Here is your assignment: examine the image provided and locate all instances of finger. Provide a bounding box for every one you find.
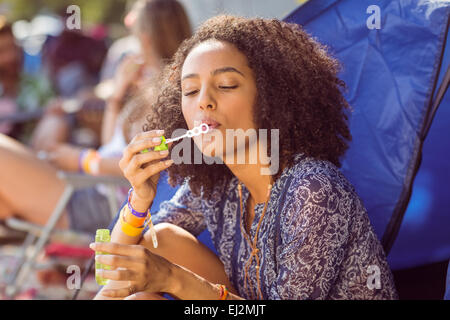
[130,130,165,145]
[101,284,139,298]
[123,151,170,182]
[96,269,138,282]
[122,131,165,164]
[121,139,165,171]
[129,149,170,170]
[131,137,165,155]
[95,254,143,270]
[133,158,174,186]
[90,242,147,258]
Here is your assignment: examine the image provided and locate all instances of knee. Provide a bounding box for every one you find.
[139,222,197,256]
[155,223,195,246]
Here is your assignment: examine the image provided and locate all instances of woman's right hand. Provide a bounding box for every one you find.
[119,130,174,212]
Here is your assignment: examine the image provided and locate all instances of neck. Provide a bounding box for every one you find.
[224,142,273,204]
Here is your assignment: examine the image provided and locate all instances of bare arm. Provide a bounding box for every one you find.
[46,143,121,176]
[93,191,154,300]
[97,156,122,176]
[169,264,245,300]
[93,240,246,300]
[101,99,122,145]
[94,130,172,300]
[102,55,144,145]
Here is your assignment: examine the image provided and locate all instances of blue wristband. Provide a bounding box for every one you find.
[127,188,148,218]
[78,149,88,173]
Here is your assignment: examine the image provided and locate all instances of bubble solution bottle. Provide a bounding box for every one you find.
[95,229,111,285]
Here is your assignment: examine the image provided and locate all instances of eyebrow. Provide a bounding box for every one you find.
[181,66,245,81]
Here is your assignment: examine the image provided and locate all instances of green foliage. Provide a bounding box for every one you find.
[2,0,130,25]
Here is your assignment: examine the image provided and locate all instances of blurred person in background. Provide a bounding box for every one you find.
[31,0,192,152]
[0,0,191,235]
[0,16,53,141]
[29,28,108,150]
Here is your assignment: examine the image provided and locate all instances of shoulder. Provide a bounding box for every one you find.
[279,154,360,241]
[283,153,357,202]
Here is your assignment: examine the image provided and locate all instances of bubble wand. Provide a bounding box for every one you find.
[139,123,210,248]
[142,123,210,152]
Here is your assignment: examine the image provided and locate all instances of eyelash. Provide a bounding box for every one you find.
[183,85,238,96]
[220,85,238,89]
[183,90,198,96]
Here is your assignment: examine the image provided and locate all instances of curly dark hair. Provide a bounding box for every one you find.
[143,15,352,198]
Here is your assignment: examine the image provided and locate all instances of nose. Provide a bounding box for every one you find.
[198,88,216,111]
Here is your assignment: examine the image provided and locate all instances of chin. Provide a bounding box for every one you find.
[201,141,218,159]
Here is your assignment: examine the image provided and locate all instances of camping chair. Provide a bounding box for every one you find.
[3,170,130,298]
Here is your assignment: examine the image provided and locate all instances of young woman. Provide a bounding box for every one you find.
[91,15,399,300]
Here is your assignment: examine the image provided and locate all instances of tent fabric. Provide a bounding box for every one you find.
[285,0,450,269]
[445,260,450,300]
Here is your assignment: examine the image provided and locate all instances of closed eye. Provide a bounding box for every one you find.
[183,85,238,96]
[219,85,238,90]
[183,90,199,96]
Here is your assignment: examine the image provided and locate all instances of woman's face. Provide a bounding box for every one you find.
[181,40,258,161]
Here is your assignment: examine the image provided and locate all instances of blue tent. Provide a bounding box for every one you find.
[285,0,450,270]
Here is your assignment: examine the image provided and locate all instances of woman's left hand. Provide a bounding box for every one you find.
[90,242,175,298]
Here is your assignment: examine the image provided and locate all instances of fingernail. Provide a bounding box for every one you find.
[160,150,168,155]
[165,159,174,165]
[89,243,95,249]
[157,130,164,135]
[152,137,161,143]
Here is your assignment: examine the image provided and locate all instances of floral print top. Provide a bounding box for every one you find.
[152,153,399,300]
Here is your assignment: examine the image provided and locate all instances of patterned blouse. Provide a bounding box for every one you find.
[152,153,399,300]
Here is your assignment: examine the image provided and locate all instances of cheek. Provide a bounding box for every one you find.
[222,93,255,128]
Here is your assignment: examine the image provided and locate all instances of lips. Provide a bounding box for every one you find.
[199,117,221,130]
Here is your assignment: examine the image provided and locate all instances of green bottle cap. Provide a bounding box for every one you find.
[96,229,110,237]
[140,136,168,154]
[95,229,111,242]
[153,136,168,151]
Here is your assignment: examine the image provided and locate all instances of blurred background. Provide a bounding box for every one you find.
[0,0,304,144]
